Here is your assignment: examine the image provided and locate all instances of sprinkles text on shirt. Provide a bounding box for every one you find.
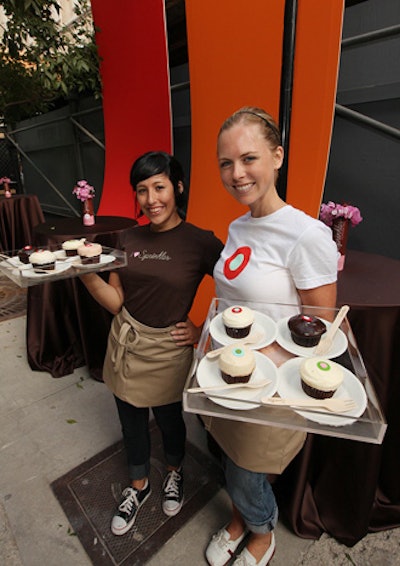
[131,250,171,261]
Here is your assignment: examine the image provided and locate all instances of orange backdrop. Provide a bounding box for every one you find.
[185,0,344,323]
[90,0,344,324]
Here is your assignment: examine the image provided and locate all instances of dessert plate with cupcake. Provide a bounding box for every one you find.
[21,250,72,278]
[276,313,348,359]
[276,357,367,426]
[195,344,279,410]
[210,305,277,350]
[52,238,87,260]
[72,242,115,269]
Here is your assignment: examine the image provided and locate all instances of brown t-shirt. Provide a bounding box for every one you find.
[116,221,223,327]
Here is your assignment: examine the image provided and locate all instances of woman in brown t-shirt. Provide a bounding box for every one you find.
[81,151,223,536]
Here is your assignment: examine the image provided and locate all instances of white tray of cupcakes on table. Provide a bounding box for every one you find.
[183,298,387,444]
[0,239,127,287]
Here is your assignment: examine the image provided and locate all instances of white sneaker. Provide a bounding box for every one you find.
[232,531,275,566]
[205,526,248,566]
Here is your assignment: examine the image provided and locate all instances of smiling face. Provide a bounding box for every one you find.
[217,122,284,217]
[135,173,182,231]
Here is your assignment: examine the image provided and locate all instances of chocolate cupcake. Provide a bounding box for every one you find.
[77,242,102,264]
[218,344,256,384]
[222,305,254,339]
[62,238,86,257]
[300,357,344,399]
[18,245,36,264]
[29,249,56,272]
[288,314,326,347]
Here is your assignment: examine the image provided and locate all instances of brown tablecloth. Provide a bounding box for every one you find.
[26,216,137,380]
[275,250,400,546]
[0,194,45,252]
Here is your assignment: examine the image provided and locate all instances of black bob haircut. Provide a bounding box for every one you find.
[130,151,187,215]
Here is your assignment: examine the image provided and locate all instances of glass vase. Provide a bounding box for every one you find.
[4,182,12,198]
[332,218,349,271]
[82,198,95,226]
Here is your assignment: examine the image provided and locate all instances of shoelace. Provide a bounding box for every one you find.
[119,488,139,513]
[212,529,232,550]
[164,471,181,498]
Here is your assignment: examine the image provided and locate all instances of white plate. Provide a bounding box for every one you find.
[5,256,32,270]
[275,316,348,359]
[72,254,115,270]
[196,351,278,410]
[209,311,277,349]
[277,357,367,426]
[21,262,71,278]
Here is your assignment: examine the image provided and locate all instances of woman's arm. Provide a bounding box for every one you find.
[80,271,124,315]
[298,282,337,322]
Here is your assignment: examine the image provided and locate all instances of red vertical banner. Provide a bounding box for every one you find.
[90,0,172,217]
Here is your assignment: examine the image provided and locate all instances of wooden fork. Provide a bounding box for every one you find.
[261,396,356,413]
[187,379,271,393]
[206,333,264,359]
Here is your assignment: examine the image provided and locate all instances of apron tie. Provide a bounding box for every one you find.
[111,320,140,373]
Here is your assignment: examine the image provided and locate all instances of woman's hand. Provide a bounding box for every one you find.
[171,318,202,346]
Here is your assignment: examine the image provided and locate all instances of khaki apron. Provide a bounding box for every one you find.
[103,307,193,407]
[203,416,307,474]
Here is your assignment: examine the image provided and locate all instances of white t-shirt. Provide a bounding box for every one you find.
[214,205,338,319]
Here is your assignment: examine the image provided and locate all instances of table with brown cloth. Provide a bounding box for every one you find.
[275,250,400,546]
[0,194,45,252]
[27,216,137,381]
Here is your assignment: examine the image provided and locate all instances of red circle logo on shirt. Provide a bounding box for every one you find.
[223,246,252,280]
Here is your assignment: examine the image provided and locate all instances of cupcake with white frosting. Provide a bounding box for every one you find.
[29,249,56,271]
[300,357,344,399]
[218,344,256,384]
[62,238,86,257]
[77,242,102,264]
[222,305,254,339]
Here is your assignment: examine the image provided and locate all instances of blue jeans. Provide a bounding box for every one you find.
[224,455,278,534]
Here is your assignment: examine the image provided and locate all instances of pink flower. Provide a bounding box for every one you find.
[319,201,362,227]
[72,180,95,201]
[0,177,11,185]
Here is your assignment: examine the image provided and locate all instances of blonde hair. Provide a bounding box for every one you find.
[218,106,281,150]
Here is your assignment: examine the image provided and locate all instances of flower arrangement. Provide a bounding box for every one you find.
[319,201,363,227]
[0,177,11,185]
[72,179,95,201]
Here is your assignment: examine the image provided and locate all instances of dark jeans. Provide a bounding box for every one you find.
[114,396,186,480]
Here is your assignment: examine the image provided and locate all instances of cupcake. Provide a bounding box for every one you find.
[29,249,56,272]
[288,314,326,347]
[62,238,86,257]
[18,245,36,264]
[77,242,102,264]
[218,344,256,384]
[222,305,255,339]
[300,357,344,399]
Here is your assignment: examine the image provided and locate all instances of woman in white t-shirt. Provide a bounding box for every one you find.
[205,107,338,566]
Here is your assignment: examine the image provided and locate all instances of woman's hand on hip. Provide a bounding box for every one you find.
[171,318,201,346]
